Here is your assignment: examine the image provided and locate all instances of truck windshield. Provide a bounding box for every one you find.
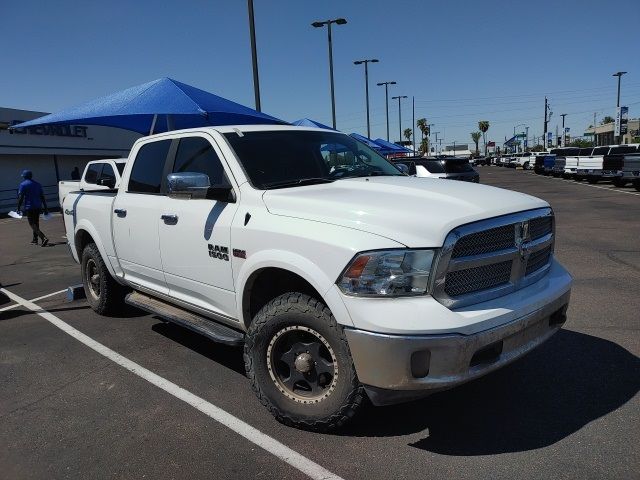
[224,130,403,189]
[420,160,445,173]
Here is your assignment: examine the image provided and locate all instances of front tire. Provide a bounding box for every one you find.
[244,293,365,431]
[613,178,627,188]
[81,242,125,315]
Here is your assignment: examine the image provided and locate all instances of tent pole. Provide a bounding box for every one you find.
[149,114,157,135]
[166,114,174,132]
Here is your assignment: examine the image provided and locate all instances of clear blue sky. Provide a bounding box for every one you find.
[2,0,639,146]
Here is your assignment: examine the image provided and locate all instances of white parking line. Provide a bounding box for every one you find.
[520,171,640,196]
[0,289,67,312]
[0,287,344,480]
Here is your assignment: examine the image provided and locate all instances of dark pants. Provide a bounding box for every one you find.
[26,209,46,243]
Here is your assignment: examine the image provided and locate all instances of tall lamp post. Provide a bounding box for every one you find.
[354,59,379,138]
[560,114,567,146]
[433,131,440,155]
[376,81,396,140]
[312,18,348,129]
[391,95,407,144]
[247,0,261,111]
[613,71,627,144]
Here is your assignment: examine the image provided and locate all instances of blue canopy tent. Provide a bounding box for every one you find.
[291,118,335,130]
[349,133,382,151]
[11,77,285,134]
[373,138,412,155]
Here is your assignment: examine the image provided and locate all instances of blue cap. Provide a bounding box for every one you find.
[21,169,32,179]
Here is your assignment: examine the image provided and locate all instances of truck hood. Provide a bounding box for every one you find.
[262,176,548,247]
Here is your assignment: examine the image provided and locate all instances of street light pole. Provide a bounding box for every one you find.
[376,81,396,141]
[247,0,261,111]
[613,71,627,144]
[391,95,407,143]
[354,59,379,138]
[434,131,440,155]
[560,114,567,146]
[312,18,348,129]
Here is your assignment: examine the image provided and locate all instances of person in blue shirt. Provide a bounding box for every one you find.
[17,170,49,246]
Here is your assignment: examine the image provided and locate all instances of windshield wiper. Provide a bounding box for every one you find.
[263,177,335,189]
[338,171,398,179]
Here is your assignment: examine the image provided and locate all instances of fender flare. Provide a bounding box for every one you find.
[74,220,117,278]
[235,249,353,329]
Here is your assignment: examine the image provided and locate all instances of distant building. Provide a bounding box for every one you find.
[0,107,140,213]
[585,118,640,146]
[440,144,472,158]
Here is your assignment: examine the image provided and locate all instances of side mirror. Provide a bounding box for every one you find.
[167,172,235,202]
[395,163,409,175]
[98,177,116,189]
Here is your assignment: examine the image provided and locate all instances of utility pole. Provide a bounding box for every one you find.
[593,112,597,146]
[560,113,567,146]
[247,0,261,111]
[543,97,548,150]
[434,131,440,155]
[412,96,415,154]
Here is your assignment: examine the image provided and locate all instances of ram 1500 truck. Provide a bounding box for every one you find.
[58,158,126,206]
[62,125,572,431]
[601,144,640,187]
[576,145,612,183]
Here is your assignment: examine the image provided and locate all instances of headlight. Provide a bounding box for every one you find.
[337,249,435,297]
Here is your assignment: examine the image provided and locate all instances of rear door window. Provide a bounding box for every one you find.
[100,164,116,185]
[84,164,102,184]
[128,140,172,194]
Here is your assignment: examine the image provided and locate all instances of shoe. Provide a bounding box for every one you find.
[41,238,49,247]
[31,239,38,245]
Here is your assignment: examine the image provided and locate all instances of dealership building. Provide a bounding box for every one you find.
[0,107,140,213]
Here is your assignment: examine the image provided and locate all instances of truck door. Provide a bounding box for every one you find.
[158,134,239,319]
[112,139,172,294]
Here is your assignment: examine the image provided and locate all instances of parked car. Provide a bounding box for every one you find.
[393,157,480,182]
[576,146,612,183]
[551,148,581,177]
[62,125,572,431]
[602,145,640,186]
[562,147,594,179]
[620,150,640,190]
[58,158,126,206]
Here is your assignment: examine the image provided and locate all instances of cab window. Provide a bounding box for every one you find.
[173,137,227,185]
[84,164,101,184]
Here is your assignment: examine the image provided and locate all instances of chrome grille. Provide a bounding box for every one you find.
[451,224,515,258]
[529,216,552,240]
[445,260,512,297]
[525,246,552,276]
[432,208,555,309]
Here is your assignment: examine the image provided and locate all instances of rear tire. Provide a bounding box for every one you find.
[587,177,599,184]
[634,180,640,192]
[244,292,365,431]
[81,242,126,315]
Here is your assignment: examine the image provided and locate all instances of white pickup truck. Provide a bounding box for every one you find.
[58,158,126,206]
[62,125,572,431]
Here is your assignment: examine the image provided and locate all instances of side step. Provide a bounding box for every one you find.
[125,291,244,346]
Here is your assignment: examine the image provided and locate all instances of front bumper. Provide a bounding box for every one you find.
[344,285,571,405]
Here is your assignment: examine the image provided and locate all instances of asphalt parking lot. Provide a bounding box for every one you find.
[1,167,638,480]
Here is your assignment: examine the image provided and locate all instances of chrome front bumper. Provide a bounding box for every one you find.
[345,290,570,405]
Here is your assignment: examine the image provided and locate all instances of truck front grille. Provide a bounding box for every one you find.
[432,208,555,309]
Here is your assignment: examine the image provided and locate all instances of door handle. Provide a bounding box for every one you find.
[114,208,127,217]
[161,214,178,225]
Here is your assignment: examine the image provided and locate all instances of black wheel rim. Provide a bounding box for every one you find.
[267,326,338,404]
[85,258,100,300]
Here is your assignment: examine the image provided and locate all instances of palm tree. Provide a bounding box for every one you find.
[478,120,490,156]
[416,118,427,140]
[471,131,482,156]
[404,128,412,143]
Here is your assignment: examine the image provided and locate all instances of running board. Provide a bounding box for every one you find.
[125,291,244,346]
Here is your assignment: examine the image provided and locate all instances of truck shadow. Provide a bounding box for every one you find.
[339,330,640,455]
[151,321,246,375]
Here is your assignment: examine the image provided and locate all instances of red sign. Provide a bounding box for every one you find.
[487,141,495,147]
